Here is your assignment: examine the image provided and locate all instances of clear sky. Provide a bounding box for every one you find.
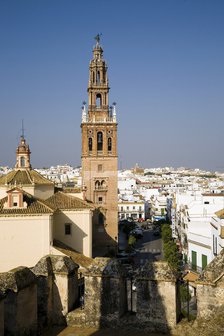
[0,0,224,171]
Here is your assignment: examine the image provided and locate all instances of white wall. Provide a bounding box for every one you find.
[0,184,54,201]
[53,210,92,258]
[0,215,52,272]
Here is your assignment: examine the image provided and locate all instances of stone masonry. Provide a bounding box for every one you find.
[136,261,180,333]
[196,248,224,319]
[0,266,37,335]
[0,255,79,335]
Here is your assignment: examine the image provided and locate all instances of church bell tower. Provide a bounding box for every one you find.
[81,35,118,254]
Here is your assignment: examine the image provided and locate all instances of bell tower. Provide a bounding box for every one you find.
[15,123,31,170]
[81,35,118,254]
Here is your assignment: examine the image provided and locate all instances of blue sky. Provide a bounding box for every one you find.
[0,0,224,171]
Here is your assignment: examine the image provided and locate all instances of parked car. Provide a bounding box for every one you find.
[153,229,160,236]
[130,228,143,238]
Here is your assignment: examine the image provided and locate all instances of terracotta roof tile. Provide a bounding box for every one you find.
[215,209,224,219]
[46,191,92,211]
[0,190,54,216]
[0,169,54,186]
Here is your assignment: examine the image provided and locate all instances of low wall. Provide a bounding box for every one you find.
[0,255,79,335]
[196,249,224,319]
[197,276,224,318]
[83,258,127,327]
[0,267,37,335]
[136,261,180,332]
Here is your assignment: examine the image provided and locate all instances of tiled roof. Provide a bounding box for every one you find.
[215,209,224,219]
[0,190,54,216]
[62,188,82,193]
[183,271,199,282]
[46,191,92,211]
[53,240,93,268]
[0,169,53,186]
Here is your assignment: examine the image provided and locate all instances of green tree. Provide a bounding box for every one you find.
[128,234,136,246]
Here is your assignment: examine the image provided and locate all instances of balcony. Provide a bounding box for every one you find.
[95,186,108,191]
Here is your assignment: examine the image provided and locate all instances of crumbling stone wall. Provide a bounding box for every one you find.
[197,279,224,318]
[0,255,79,335]
[32,255,79,327]
[84,258,127,327]
[136,261,180,332]
[0,267,37,335]
[196,249,224,319]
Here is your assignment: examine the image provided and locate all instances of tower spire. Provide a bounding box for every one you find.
[15,123,31,170]
[21,119,25,138]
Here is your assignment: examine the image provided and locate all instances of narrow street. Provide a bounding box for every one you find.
[118,223,163,268]
[134,226,163,266]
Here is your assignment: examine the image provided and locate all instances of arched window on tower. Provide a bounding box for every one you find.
[95,180,100,190]
[20,156,25,167]
[101,180,106,189]
[97,132,103,151]
[96,93,102,107]
[97,71,100,84]
[88,138,92,151]
[108,137,112,151]
[93,71,95,83]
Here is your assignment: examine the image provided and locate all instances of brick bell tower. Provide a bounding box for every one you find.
[81,35,118,254]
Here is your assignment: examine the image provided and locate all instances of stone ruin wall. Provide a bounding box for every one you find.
[84,258,127,327]
[196,275,224,319]
[196,249,224,319]
[67,258,181,333]
[135,261,180,333]
[0,255,79,336]
[3,253,223,335]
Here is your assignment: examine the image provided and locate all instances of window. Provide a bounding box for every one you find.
[202,254,207,270]
[191,251,197,271]
[204,201,209,204]
[121,206,123,211]
[101,180,106,189]
[98,197,103,204]
[97,71,100,84]
[213,234,217,255]
[65,223,71,235]
[97,132,103,151]
[96,93,102,107]
[139,206,142,211]
[127,206,129,210]
[133,206,135,210]
[20,156,25,167]
[108,137,112,151]
[95,180,100,189]
[88,138,92,151]
[98,164,103,172]
[12,195,19,207]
